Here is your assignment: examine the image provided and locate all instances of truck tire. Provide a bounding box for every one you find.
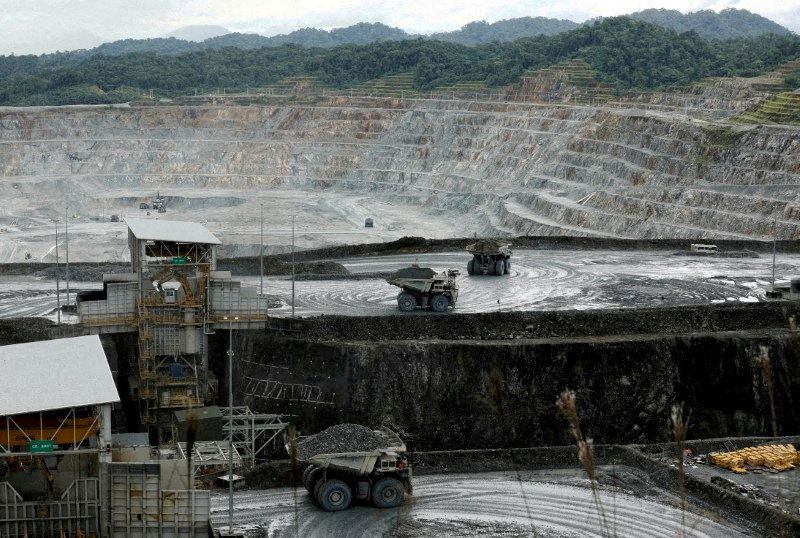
[430,294,449,313]
[504,260,511,274]
[317,479,352,512]
[304,466,323,493]
[371,477,405,508]
[397,293,416,312]
[302,465,314,486]
[494,260,505,275]
[467,259,475,275]
[312,477,327,503]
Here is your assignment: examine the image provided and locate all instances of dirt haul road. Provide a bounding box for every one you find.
[253,249,797,317]
[210,469,752,537]
[1,248,797,320]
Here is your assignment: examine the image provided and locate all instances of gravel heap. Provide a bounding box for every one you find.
[297,424,387,460]
[35,264,129,282]
[391,266,437,280]
[466,239,511,253]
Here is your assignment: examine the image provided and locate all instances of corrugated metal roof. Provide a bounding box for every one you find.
[126,217,221,245]
[0,335,120,416]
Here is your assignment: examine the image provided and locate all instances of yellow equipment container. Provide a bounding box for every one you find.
[709,444,799,474]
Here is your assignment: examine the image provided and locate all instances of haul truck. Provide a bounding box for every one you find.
[387,266,459,312]
[298,428,413,512]
[466,239,512,275]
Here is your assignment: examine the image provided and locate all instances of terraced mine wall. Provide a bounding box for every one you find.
[2,97,800,251]
[256,235,800,264]
[210,303,800,450]
[3,234,799,275]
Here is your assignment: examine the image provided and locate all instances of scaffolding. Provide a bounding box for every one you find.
[1,409,102,455]
[220,406,291,467]
[0,479,100,537]
[137,300,156,425]
[138,299,206,432]
[77,219,271,442]
[174,440,243,473]
[243,376,334,405]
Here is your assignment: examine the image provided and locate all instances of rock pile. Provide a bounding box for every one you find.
[35,264,128,281]
[391,267,437,279]
[297,424,387,460]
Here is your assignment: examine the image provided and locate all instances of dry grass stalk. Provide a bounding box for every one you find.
[286,425,301,537]
[757,346,778,437]
[757,346,789,537]
[556,389,611,537]
[671,404,689,536]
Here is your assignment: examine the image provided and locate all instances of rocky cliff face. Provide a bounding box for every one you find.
[0,97,798,259]
[220,306,800,449]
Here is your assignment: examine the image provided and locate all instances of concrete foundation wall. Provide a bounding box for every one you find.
[79,282,137,320]
[209,279,269,318]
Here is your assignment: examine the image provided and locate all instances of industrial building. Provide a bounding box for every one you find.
[0,218,289,535]
[0,335,216,536]
[0,335,118,536]
[77,218,270,443]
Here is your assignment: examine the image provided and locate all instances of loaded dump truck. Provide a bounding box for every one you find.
[387,266,459,312]
[466,239,512,275]
[296,425,412,512]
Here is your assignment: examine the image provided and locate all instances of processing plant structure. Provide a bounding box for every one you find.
[77,217,271,443]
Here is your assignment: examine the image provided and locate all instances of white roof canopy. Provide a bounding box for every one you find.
[0,335,120,416]
[126,217,221,245]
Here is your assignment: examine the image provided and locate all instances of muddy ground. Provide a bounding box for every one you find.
[250,249,795,317]
[209,468,755,537]
[4,247,797,319]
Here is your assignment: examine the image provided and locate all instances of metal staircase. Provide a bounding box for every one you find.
[137,300,156,425]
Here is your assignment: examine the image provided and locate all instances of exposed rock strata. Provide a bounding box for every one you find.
[1,98,798,250]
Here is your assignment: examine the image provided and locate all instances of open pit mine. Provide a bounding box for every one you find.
[1,89,799,262]
[1,87,799,537]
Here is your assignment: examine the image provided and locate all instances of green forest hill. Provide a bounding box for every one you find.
[3,7,792,66]
[1,17,799,107]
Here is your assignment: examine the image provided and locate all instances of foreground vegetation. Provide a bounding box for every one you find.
[1,18,798,106]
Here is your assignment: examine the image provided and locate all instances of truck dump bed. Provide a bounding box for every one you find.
[293,428,406,474]
[466,239,512,255]
[386,267,440,293]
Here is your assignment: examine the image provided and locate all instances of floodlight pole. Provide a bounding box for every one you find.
[260,203,264,297]
[54,220,61,324]
[64,206,70,306]
[291,214,296,319]
[227,316,235,533]
[772,217,778,287]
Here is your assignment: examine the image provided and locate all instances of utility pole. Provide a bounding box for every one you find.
[772,217,778,288]
[226,316,237,534]
[54,220,61,324]
[260,203,264,297]
[291,214,295,319]
[64,206,70,306]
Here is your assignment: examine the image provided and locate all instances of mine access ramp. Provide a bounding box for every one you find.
[294,425,412,512]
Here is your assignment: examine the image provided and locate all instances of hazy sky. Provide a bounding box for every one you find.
[1,0,798,55]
